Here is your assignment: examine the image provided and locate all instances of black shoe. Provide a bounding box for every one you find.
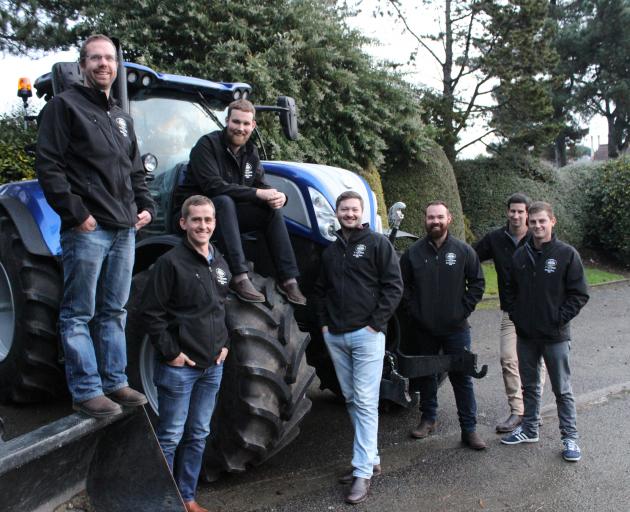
[338,464,381,484]
[230,278,265,302]
[73,396,123,418]
[106,386,148,407]
[345,477,370,504]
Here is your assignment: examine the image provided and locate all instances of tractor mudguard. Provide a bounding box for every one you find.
[0,408,184,511]
[0,195,52,258]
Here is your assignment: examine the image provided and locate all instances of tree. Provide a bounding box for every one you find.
[0,108,37,183]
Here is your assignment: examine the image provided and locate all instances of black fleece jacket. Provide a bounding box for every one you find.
[35,84,155,230]
[140,239,231,367]
[474,223,531,311]
[505,235,589,343]
[314,225,403,334]
[173,129,271,213]
[400,234,485,335]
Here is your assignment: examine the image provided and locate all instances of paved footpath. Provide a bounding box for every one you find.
[200,281,630,512]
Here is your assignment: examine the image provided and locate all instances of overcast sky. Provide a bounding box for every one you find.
[0,1,606,157]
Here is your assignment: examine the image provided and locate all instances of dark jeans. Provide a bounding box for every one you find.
[517,338,578,440]
[211,195,299,280]
[412,328,478,432]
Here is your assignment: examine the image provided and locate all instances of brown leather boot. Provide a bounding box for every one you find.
[338,464,381,484]
[345,477,370,504]
[461,431,487,450]
[107,386,148,407]
[277,281,307,306]
[495,413,523,433]
[73,396,123,418]
[230,278,265,302]
[410,418,436,439]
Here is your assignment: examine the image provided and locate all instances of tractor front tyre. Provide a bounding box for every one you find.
[0,213,65,403]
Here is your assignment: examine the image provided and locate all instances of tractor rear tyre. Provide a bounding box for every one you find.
[125,269,315,477]
[0,213,65,403]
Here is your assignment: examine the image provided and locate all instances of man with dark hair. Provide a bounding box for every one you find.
[36,34,155,418]
[474,192,546,433]
[141,195,229,512]
[401,201,486,450]
[314,190,402,505]
[174,99,305,305]
[502,201,588,463]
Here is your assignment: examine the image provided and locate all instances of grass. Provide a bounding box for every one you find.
[481,262,624,299]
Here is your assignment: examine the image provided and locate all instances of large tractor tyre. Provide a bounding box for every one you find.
[305,328,342,398]
[125,269,316,477]
[0,213,65,403]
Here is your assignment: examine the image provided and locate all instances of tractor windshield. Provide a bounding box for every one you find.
[130,91,228,175]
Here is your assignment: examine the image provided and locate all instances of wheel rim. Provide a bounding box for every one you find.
[139,335,159,414]
[0,261,16,362]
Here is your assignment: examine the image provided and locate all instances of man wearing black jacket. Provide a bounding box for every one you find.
[35,34,155,418]
[141,195,229,512]
[474,193,546,434]
[174,99,305,305]
[501,201,588,463]
[400,201,486,450]
[314,191,402,505]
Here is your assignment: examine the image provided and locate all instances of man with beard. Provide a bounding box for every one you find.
[174,99,305,305]
[400,201,486,450]
[474,193,546,434]
[501,202,588,462]
[314,191,402,505]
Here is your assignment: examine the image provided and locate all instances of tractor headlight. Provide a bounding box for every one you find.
[308,187,339,242]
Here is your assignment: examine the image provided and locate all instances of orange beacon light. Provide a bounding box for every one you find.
[17,77,33,106]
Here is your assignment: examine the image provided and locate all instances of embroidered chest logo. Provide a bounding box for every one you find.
[215,268,228,286]
[244,162,253,180]
[353,244,366,258]
[544,258,557,274]
[115,117,129,138]
[445,252,457,266]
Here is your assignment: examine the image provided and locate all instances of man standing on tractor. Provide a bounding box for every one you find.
[501,201,588,462]
[35,34,154,418]
[174,99,306,306]
[140,195,229,512]
[314,191,403,505]
[400,201,486,450]
[474,193,547,434]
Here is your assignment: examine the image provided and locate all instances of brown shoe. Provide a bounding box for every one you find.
[461,431,487,450]
[410,418,436,439]
[107,386,148,407]
[345,477,370,504]
[184,501,208,512]
[496,413,523,433]
[277,281,307,306]
[73,396,123,418]
[338,464,382,484]
[230,278,265,303]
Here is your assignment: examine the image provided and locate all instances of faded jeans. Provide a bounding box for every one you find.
[517,338,578,440]
[324,327,385,479]
[59,226,135,402]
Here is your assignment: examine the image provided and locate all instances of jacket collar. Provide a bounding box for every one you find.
[72,83,117,110]
[335,223,371,245]
[182,236,215,264]
[503,222,531,247]
[220,128,254,158]
[424,232,452,253]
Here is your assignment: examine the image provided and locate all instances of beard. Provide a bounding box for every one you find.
[426,223,447,239]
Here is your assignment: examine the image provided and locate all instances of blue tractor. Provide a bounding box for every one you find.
[0,48,487,480]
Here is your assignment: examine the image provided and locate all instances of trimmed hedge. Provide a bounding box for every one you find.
[455,156,592,247]
[0,114,37,184]
[382,140,465,240]
[360,162,388,228]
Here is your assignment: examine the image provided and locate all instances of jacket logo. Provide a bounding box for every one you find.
[544,258,557,274]
[353,244,366,258]
[244,162,253,180]
[115,117,129,138]
[215,268,228,286]
[445,252,457,266]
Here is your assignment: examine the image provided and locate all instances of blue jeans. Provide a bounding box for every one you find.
[517,338,578,440]
[324,327,385,479]
[154,363,224,502]
[414,328,478,432]
[59,226,135,402]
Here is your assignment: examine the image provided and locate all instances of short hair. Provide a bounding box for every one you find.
[227,99,256,119]
[528,201,554,218]
[507,192,531,209]
[425,200,449,213]
[181,195,215,220]
[335,191,364,210]
[79,34,116,63]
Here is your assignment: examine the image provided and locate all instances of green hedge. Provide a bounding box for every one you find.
[0,114,37,184]
[455,156,592,247]
[382,140,465,240]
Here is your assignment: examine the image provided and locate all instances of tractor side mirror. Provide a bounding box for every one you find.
[277,96,299,141]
